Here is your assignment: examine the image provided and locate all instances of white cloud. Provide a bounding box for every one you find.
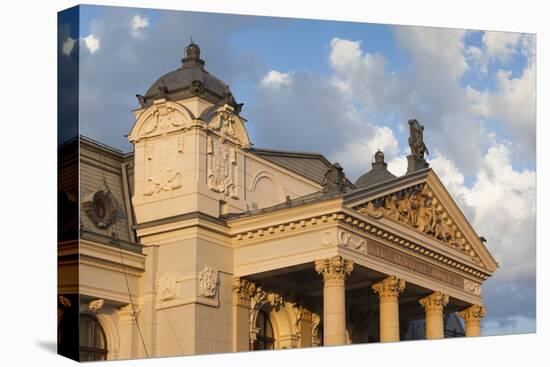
[483,31,521,63]
[333,126,399,179]
[387,154,408,177]
[82,34,100,54]
[62,37,76,56]
[130,15,149,38]
[261,70,291,88]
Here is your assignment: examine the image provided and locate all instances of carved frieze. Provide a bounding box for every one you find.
[355,183,483,266]
[207,135,238,198]
[144,137,183,196]
[337,230,367,253]
[198,267,218,298]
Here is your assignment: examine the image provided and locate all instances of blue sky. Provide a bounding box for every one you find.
[60,4,536,337]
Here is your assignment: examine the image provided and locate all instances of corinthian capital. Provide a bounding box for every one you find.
[315,256,354,282]
[232,277,256,306]
[419,291,449,312]
[372,276,406,299]
[459,304,486,323]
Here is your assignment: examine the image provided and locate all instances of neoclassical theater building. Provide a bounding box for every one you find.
[57,42,498,361]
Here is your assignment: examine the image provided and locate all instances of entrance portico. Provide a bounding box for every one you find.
[227,167,497,350]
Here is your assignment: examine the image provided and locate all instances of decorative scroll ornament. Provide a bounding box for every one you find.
[315,256,354,282]
[198,267,218,298]
[354,183,483,266]
[158,270,177,302]
[459,304,486,323]
[82,182,118,229]
[207,135,238,198]
[88,299,105,313]
[144,137,184,196]
[372,276,406,299]
[419,291,449,312]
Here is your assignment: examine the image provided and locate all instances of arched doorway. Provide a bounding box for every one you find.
[79,314,108,361]
[253,308,275,350]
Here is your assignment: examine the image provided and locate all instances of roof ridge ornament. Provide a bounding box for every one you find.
[406,119,430,173]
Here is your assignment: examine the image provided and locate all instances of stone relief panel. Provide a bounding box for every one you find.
[354,183,483,266]
[157,270,178,303]
[207,135,238,198]
[321,230,367,254]
[198,266,218,298]
[144,136,183,196]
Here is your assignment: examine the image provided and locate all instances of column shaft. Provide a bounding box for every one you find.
[459,304,486,337]
[315,256,353,347]
[419,291,449,340]
[372,276,405,342]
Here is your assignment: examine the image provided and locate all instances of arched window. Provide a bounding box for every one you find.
[79,315,108,361]
[253,309,275,350]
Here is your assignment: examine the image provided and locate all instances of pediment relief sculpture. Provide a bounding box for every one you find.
[131,99,192,142]
[204,104,250,147]
[355,183,483,266]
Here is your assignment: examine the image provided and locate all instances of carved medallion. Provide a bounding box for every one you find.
[198,267,218,298]
[82,183,118,229]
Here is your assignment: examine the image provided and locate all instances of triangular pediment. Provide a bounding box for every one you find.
[346,169,498,273]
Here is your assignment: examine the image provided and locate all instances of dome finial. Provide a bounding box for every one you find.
[185,38,201,59]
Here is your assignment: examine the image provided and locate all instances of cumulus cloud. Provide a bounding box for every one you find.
[82,34,100,53]
[130,15,149,38]
[261,70,291,88]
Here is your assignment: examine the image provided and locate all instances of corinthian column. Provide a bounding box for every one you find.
[232,277,256,352]
[459,304,486,337]
[315,256,354,346]
[372,276,406,342]
[419,291,449,339]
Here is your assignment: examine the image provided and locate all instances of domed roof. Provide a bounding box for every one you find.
[355,150,397,188]
[137,41,242,112]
